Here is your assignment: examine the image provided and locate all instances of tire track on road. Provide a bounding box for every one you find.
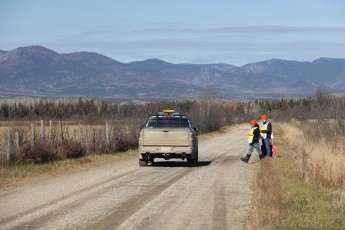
[85,168,192,230]
[0,168,138,229]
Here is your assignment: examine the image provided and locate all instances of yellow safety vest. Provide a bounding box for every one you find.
[260,122,269,139]
[248,127,257,143]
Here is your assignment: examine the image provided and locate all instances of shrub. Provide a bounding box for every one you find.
[20,141,63,164]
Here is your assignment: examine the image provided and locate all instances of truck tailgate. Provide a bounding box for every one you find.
[143,128,190,146]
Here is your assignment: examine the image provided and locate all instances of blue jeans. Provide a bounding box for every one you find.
[247,143,262,156]
[263,138,271,157]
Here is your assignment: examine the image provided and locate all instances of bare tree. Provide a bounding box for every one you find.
[314,85,331,121]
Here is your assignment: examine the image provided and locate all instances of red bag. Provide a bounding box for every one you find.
[271,144,277,158]
[260,143,277,158]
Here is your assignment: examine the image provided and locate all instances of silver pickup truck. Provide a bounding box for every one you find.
[138,110,199,167]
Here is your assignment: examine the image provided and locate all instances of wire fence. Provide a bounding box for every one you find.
[1,120,140,165]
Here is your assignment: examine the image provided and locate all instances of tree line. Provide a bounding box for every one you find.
[1,86,344,130]
[255,86,345,125]
[0,97,254,133]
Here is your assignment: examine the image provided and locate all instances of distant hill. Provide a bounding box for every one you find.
[1,45,345,101]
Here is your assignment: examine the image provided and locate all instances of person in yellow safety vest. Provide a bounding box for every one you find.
[260,114,273,157]
[241,120,263,163]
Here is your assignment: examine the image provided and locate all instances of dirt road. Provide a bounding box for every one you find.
[0,124,259,230]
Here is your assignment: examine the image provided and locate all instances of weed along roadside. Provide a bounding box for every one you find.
[248,123,345,229]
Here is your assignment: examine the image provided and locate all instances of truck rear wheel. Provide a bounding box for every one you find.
[187,148,199,167]
[187,156,198,167]
[139,159,148,166]
[195,148,199,165]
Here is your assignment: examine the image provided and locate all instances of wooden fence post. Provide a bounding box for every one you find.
[112,126,117,151]
[92,128,96,152]
[40,120,45,142]
[31,123,35,153]
[85,127,89,154]
[79,127,83,147]
[7,130,12,164]
[59,121,64,143]
[49,120,53,145]
[99,129,102,151]
[73,128,77,144]
[106,121,109,145]
[15,132,20,150]
[65,127,69,143]
[110,126,114,150]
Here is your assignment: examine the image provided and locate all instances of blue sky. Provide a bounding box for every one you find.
[1,0,344,66]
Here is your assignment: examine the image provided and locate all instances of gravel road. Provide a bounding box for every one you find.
[0,124,259,230]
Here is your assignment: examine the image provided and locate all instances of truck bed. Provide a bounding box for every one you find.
[141,128,191,147]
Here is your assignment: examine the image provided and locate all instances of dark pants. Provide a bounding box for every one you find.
[263,138,271,157]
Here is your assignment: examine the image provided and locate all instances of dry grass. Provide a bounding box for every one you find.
[248,158,284,230]
[281,120,345,190]
[248,122,345,229]
[247,126,285,230]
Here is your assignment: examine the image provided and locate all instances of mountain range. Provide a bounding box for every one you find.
[1,45,345,102]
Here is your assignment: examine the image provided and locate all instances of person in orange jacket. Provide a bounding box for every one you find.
[260,114,273,157]
[241,119,263,163]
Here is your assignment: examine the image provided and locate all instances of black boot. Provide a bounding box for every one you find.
[241,154,251,163]
[259,154,263,160]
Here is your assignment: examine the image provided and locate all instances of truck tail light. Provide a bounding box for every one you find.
[139,131,143,145]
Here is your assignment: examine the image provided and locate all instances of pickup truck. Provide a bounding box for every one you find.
[138,110,199,167]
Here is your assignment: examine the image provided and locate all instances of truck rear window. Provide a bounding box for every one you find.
[146,117,191,128]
